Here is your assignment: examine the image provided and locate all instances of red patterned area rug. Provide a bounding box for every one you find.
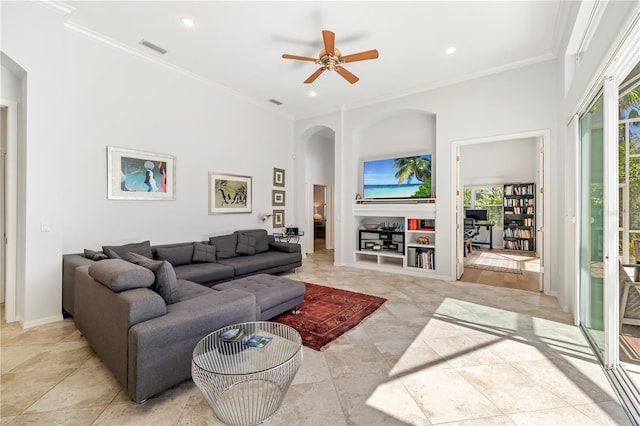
[271,283,386,351]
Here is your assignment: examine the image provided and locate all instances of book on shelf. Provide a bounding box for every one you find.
[408,247,435,270]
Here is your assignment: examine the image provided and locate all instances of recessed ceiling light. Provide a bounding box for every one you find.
[444,47,456,55]
[309,91,317,97]
[180,17,195,28]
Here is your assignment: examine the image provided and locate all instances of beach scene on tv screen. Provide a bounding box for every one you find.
[363,154,432,198]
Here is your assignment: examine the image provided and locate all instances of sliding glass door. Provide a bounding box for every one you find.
[579,93,605,355]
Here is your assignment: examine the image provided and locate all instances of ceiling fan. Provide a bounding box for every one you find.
[282,30,379,84]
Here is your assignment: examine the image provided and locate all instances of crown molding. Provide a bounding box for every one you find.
[38,0,75,16]
[295,52,557,121]
[63,21,294,120]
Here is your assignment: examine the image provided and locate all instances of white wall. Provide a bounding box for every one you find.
[306,132,334,186]
[2,2,294,326]
[358,111,436,195]
[460,138,537,186]
[297,60,557,285]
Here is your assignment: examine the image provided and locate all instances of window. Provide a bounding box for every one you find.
[618,78,640,262]
[463,186,504,226]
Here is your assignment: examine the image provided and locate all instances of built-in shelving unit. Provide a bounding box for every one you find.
[503,183,535,251]
[352,203,437,274]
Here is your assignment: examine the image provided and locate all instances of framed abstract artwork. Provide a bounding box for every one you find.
[209,172,252,214]
[272,209,285,227]
[273,168,285,187]
[107,146,175,200]
[272,190,285,206]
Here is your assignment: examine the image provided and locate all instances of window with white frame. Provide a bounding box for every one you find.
[463,186,504,226]
[619,75,640,262]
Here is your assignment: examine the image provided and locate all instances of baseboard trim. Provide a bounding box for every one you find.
[23,313,65,329]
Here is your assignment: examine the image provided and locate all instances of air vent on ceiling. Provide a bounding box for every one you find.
[139,39,167,55]
[269,99,283,106]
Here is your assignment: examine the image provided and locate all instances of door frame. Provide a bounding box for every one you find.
[2,100,18,323]
[451,129,551,294]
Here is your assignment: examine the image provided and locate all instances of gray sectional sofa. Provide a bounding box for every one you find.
[63,229,302,317]
[62,228,305,403]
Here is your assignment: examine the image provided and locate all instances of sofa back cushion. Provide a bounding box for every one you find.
[236,229,269,254]
[236,234,257,255]
[102,240,153,260]
[156,245,194,267]
[192,242,217,262]
[209,234,238,259]
[125,252,181,305]
[88,259,155,292]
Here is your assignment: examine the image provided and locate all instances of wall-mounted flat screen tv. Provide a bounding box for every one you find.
[363,154,432,199]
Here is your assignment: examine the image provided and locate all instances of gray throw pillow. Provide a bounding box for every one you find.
[236,234,257,255]
[88,259,155,292]
[84,249,108,261]
[103,240,153,260]
[209,234,238,259]
[156,245,194,267]
[192,242,216,262]
[238,229,269,254]
[124,252,181,305]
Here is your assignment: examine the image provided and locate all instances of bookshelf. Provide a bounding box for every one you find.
[352,203,437,274]
[406,218,436,270]
[503,183,535,251]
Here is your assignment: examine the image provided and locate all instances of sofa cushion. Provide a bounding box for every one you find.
[88,259,155,292]
[209,234,238,259]
[177,279,213,302]
[103,240,153,260]
[218,251,301,276]
[156,245,194,267]
[236,229,269,254]
[236,234,257,256]
[173,262,235,286]
[84,249,108,261]
[192,242,216,263]
[124,252,181,305]
[269,241,301,253]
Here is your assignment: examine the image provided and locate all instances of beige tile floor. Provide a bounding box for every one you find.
[1,250,633,425]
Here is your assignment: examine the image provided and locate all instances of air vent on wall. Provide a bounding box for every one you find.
[269,99,283,105]
[139,39,167,55]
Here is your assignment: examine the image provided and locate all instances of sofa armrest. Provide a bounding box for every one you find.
[62,254,97,316]
[127,288,257,402]
[74,264,167,389]
[269,241,301,253]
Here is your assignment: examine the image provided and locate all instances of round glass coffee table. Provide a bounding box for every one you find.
[192,321,303,426]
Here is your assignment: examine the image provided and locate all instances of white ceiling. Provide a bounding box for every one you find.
[63,1,565,119]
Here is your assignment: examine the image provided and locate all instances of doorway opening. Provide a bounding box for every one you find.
[313,184,327,251]
[303,126,335,257]
[453,131,549,294]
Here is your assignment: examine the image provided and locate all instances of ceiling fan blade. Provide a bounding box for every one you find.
[304,67,325,84]
[322,30,335,55]
[336,66,359,84]
[282,54,318,62]
[341,49,379,63]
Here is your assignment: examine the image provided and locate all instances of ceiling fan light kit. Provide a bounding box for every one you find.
[282,30,379,84]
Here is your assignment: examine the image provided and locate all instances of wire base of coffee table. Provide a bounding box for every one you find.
[192,322,303,426]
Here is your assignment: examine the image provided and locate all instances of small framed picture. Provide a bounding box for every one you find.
[272,209,285,227]
[272,190,285,206]
[273,168,285,187]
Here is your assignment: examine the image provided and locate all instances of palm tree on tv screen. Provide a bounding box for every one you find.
[393,156,432,197]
